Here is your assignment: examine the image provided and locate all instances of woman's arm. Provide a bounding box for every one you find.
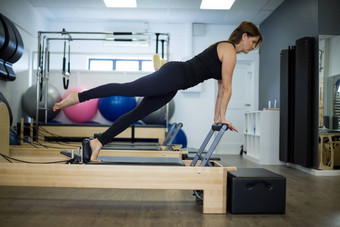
[216,43,238,132]
[214,80,223,123]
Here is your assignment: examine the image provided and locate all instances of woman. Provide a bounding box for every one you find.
[54,21,263,162]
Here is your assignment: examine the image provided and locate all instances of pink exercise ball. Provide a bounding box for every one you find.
[63,85,98,123]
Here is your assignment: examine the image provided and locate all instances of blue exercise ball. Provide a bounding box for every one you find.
[98,96,136,122]
[168,124,187,148]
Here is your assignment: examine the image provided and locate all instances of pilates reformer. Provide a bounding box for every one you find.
[38,123,166,144]
[36,123,186,158]
[61,124,229,202]
[61,123,227,166]
[55,123,186,159]
[86,122,220,161]
[0,103,236,214]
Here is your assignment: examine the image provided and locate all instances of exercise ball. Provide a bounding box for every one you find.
[22,84,62,122]
[63,85,98,123]
[98,96,136,122]
[168,124,187,148]
[137,98,175,125]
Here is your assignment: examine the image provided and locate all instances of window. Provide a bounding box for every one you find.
[89,59,113,71]
[88,58,153,72]
[116,60,139,71]
[141,60,154,72]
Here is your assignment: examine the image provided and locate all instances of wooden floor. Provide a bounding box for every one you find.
[0,155,339,227]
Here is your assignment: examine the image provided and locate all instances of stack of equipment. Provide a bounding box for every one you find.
[0,13,24,81]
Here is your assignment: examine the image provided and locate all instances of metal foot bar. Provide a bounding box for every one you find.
[162,123,177,146]
[190,124,228,167]
[164,123,183,151]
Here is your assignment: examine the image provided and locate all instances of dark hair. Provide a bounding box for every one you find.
[228,21,263,48]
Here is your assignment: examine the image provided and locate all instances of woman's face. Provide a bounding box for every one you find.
[242,34,259,54]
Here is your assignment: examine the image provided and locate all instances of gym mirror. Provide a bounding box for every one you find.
[319,35,340,130]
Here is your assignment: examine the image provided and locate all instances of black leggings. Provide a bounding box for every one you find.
[78,62,188,145]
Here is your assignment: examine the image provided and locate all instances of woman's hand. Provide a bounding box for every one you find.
[214,119,239,133]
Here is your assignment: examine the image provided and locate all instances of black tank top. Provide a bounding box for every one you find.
[180,41,235,88]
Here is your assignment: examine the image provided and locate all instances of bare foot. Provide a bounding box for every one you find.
[53,90,79,111]
[90,139,103,162]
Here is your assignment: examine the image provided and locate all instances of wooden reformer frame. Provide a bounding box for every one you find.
[0,103,236,214]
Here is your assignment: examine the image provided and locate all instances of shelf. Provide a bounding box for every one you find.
[243,110,281,165]
[243,132,261,137]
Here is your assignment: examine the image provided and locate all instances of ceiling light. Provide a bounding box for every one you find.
[103,0,137,8]
[200,0,235,10]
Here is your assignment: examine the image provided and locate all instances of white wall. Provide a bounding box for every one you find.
[1,1,260,150]
[0,0,47,125]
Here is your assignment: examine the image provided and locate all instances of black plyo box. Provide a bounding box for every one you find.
[227,168,286,214]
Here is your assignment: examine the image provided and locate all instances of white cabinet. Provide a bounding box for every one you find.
[243,110,281,165]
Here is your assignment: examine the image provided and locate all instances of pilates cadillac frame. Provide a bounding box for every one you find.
[35,29,170,127]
